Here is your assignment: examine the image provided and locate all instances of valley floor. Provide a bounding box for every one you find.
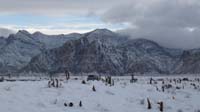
[0,76,199,112]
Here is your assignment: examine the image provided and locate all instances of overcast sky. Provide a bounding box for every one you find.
[0,0,200,49]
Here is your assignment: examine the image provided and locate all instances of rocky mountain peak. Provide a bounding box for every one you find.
[17,30,31,35]
[32,31,45,36]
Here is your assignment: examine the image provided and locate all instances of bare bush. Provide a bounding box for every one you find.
[157,101,163,112]
[69,102,73,107]
[0,77,4,82]
[92,85,96,92]
[82,80,86,84]
[79,101,82,107]
[147,98,152,109]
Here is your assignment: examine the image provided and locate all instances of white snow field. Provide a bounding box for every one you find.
[0,76,200,112]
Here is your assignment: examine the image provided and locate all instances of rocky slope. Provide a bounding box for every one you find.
[174,49,200,74]
[22,29,190,75]
[0,30,81,73]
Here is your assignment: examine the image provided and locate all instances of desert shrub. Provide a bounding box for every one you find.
[92,85,96,92]
[157,101,163,112]
[82,80,86,84]
[150,78,152,84]
[156,86,159,91]
[164,84,173,89]
[130,75,138,83]
[147,98,152,109]
[79,101,82,107]
[64,102,67,107]
[69,102,73,107]
[0,77,4,82]
[65,70,70,80]
[162,86,165,92]
[182,78,189,81]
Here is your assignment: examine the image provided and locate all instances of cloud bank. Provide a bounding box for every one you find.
[1,0,200,49]
[0,28,14,37]
[102,0,200,49]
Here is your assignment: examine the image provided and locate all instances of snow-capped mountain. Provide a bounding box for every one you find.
[2,28,200,75]
[22,29,191,75]
[0,30,81,73]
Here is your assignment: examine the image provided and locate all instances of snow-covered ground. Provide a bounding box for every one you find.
[0,76,200,112]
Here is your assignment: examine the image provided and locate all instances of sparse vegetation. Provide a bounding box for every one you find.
[0,75,199,112]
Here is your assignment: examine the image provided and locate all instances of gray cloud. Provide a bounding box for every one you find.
[0,0,200,49]
[0,28,14,37]
[0,0,123,15]
[102,0,200,49]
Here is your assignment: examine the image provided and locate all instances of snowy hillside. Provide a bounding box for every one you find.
[0,76,199,112]
[0,30,81,73]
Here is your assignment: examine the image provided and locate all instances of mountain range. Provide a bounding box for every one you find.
[0,29,199,75]
[0,30,81,73]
